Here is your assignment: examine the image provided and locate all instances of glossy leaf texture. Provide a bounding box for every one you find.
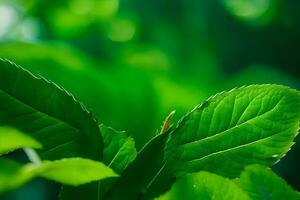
[59,126,138,200]
[105,133,175,200]
[0,59,102,160]
[97,125,137,198]
[165,85,300,178]
[159,171,250,200]
[239,165,300,200]
[0,158,117,193]
[101,124,137,174]
[0,127,42,155]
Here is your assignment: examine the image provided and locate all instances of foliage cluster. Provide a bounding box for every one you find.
[1,59,300,199]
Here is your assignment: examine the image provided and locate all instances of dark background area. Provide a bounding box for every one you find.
[1,0,300,199]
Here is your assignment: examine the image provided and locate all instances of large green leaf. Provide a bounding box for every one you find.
[0,158,117,193]
[166,85,300,178]
[159,171,250,200]
[0,58,104,199]
[0,58,102,160]
[105,133,175,200]
[239,165,300,200]
[0,127,42,155]
[0,42,159,149]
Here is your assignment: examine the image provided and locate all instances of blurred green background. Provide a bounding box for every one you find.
[1,0,300,199]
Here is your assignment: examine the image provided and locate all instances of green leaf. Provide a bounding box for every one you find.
[159,172,250,200]
[0,159,35,193]
[35,158,118,186]
[100,124,137,174]
[239,165,300,200]
[0,58,102,160]
[0,127,42,155]
[105,133,175,200]
[60,126,138,200]
[97,125,137,198]
[166,85,300,178]
[0,158,118,193]
[0,42,159,149]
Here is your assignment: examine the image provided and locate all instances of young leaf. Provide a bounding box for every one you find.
[0,158,118,193]
[100,124,137,174]
[35,158,118,186]
[239,165,300,200]
[0,59,102,160]
[166,85,300,178]
[76,125,137,199]
[0,159,35,193]
[0,127,42,155]
[105,133,175,200]
[159,172,250,200]
[59,125,137,200]
[160,111,176,134]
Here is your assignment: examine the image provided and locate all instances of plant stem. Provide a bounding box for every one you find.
[23,148,42,165]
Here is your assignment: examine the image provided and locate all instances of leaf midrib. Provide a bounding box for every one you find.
[181,128,285,164]
[40,138,79,157]
[0,85,79,132]
[176,97,283,147]
[107,139,128,167]
[0,84,81,153]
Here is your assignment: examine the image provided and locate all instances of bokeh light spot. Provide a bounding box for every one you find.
[17,17,41,41]
[95,0,119,21]
[0,4,19,37]
[69,0,94,16]
[123,48,170,71]
[223,0,273,20]
[107,18,136,42]
[49,8,88,38]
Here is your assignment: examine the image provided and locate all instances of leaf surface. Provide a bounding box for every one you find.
[239,165,300,200]
[159,171,250,200]
[35,158,118,186]
[0,58,102,160]
[101,124,137,174]
[0,159,34,193]
[166,85,300,178]
[0,42,159,149]
[105,133,174,200]
[59,126,138,199]
[0,158,117,193]
[96,125,137,198]
[0,127,42,155]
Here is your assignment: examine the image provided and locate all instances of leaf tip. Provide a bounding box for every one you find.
[160,110,176,134]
